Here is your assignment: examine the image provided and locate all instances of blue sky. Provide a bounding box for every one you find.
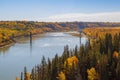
[0,0,120,22]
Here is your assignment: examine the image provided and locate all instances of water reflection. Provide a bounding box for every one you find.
[30,42,32,55]
[0,45,11,54]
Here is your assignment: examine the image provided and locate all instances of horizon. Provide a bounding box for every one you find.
[1,0,120,22]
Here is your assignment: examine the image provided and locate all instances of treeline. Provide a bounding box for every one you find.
[16,32,120,80]
[83,27,120,39]
[58,22,120,29]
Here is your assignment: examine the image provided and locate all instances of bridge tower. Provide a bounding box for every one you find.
[30,32,32,44]
[79,29,82,45]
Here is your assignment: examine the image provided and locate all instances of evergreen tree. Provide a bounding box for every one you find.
[20,72,23,80]
[24,67,27,80]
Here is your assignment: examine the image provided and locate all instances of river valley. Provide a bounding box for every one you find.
[0,32,87,80]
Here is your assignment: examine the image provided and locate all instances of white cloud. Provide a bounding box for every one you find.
[40,12,120,22]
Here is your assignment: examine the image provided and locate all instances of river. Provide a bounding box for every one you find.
[0,32,87,80]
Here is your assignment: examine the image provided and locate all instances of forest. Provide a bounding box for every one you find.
[16,28,120,80]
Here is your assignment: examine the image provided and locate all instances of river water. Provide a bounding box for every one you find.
[0,32,87,80]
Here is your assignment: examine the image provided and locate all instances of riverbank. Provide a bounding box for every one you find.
[0,41,15,48]
[65,31,85,37]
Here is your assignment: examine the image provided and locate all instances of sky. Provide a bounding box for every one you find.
[0,0,120,22]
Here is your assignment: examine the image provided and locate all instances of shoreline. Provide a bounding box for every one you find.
[0,31,80,48]
[0,42,15,49]
[66,32,85,37]
[0,32,45,48]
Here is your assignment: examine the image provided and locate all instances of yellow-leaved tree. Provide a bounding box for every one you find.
[113,51,119,59]
[15,77,19,80]
[87,67,100,80]
[26,72,31,80]
[64,56,78,69]
[57,71,66,80]
[63,56,79,79]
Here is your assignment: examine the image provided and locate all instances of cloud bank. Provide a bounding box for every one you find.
[41,12,120,22]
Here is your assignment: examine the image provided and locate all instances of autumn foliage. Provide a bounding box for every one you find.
[83,27,120,39]
[113,51,119,58]
[64,56,78,68]
[57,71,66,80]
[87,67,100,80]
